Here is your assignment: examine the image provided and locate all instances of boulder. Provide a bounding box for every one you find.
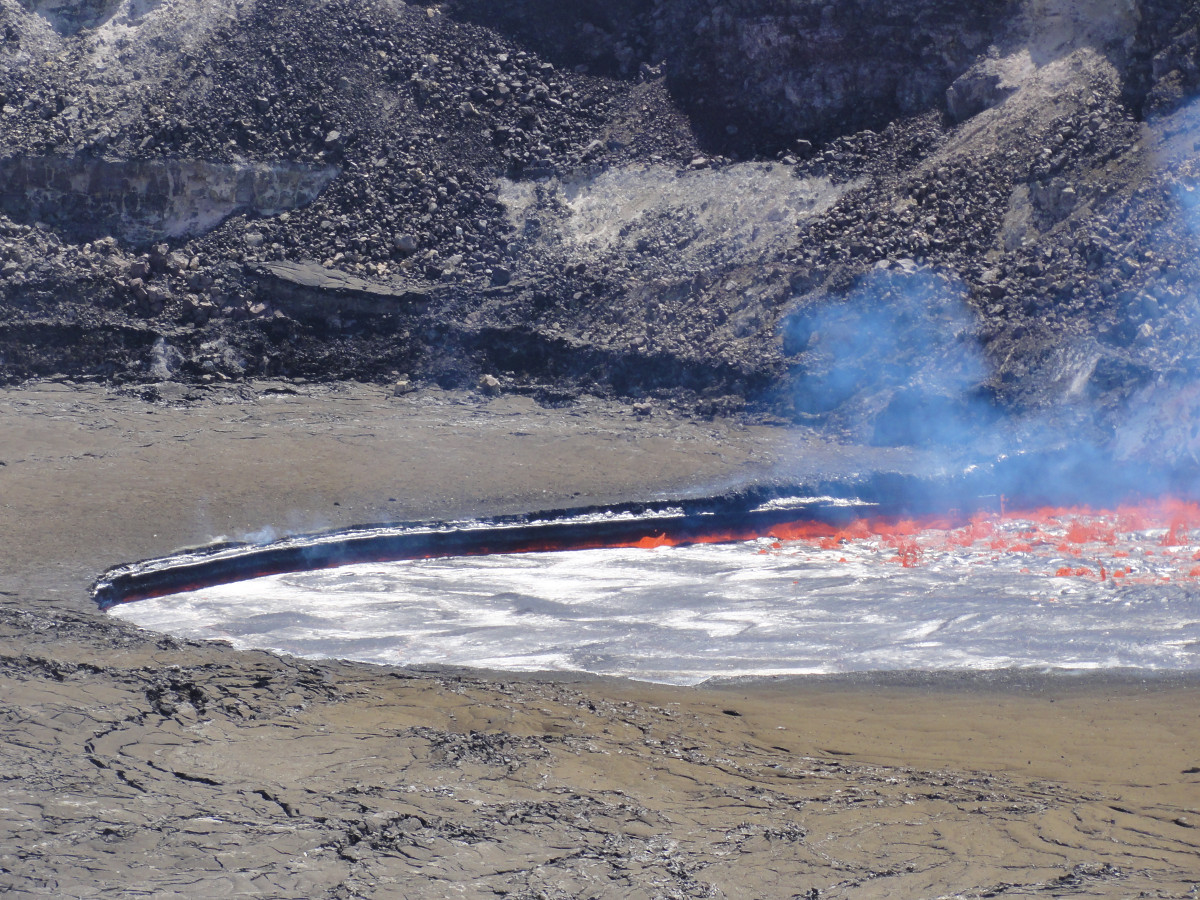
[946,52,1034,123]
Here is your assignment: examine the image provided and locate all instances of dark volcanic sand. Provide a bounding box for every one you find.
[2,381,1199,898]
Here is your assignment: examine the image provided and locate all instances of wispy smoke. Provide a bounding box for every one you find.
[780,260,1190,507]
[242,525,281,546]
[783,262,994,447]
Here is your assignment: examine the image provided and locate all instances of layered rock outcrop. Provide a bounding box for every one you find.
[0,156,337,243]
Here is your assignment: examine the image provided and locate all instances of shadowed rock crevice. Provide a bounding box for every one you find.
[438,0,1021,154]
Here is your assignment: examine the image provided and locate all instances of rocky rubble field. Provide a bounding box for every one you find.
[4,0,1200,465]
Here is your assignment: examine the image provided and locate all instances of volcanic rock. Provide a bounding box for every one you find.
[946,52,1035,123]
[1,0,1200,459]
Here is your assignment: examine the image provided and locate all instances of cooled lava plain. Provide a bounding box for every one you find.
[4,0,1200,897]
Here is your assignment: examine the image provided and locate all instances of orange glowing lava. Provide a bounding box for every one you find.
[622,498,1200,587]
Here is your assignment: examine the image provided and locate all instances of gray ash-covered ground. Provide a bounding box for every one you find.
[5,0,1200,465]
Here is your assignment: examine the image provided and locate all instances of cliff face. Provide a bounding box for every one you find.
[436,0,1019,151]
[440,0,1180,148]
[3,0,1200,468]
[653,0,1019,150]
[0,156,337,242]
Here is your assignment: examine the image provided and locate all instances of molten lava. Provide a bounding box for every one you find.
[95,495,1200,610]
[738,498,1200,586]
[554,498,1200,589]
[106,495,1200,681]
[539,498,1200,586]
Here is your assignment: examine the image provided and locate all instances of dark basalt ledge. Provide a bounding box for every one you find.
[92,451,1196,610]
[92,491,881,609]
[253,260,433,323]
